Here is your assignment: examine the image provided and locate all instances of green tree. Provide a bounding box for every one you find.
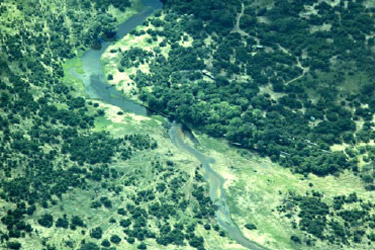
[90,226,103,239]
[110,234,121,244]
[38,214,53,228]
[7,242,22,250]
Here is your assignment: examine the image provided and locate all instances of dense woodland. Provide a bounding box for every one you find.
[119,0,375,178]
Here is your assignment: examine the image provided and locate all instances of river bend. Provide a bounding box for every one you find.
[73,1,269,249]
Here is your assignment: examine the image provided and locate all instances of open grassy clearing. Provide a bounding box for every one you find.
[62,54,86,96]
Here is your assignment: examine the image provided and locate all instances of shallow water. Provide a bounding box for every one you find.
[75,1,268,249]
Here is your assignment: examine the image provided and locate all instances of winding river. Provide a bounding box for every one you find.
[73,1,269,249]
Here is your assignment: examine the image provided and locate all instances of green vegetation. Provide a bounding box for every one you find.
[1,0,230,249]
[107,0,375,179]
[62,55,86,95]
[104,3,375,246]
[4,0,375,250]
[0,0,238,240]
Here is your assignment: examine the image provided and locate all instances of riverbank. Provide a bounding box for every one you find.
[62,1,253,249]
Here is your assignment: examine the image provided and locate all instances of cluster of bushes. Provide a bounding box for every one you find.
[124,134,158,150]
[119,47,153,70]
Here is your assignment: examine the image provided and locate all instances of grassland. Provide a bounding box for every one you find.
[62,53,86,96]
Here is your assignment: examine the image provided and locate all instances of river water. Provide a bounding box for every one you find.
[73,1,269,249]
